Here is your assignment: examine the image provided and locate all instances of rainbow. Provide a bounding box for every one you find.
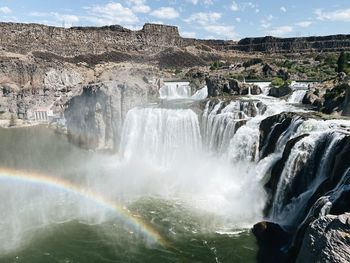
[0,167,167,247]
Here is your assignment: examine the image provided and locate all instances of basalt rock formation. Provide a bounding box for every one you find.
[231,35,350,53]
[205,76,261,97]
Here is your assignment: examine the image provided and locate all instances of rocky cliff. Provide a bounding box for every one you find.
[231,35,350,53]
[1,22,350,58]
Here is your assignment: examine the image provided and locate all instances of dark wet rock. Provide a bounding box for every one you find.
[277,69,290,81]
[342,84,350,116]
[259,112,305,159]
[253,221,289,263]
[205,76,262,97]
[268,83,292,98]
[262,64,276,77]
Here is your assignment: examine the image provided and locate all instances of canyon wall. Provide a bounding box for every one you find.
[1,22,350,56]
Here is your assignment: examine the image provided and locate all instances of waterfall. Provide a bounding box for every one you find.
[288,90,307,103]
[269,128,347,225]
[202,100,266,153]
[191,86,208,100]
[120,107,202,165]
[252,82,271,95]
[159,82,192,99]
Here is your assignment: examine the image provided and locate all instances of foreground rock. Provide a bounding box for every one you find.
[296,214,350,263]
[252,221,289,263]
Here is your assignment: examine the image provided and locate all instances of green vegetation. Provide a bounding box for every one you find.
[337,51,350,74]
[271,77,285,87]
[174,68,182,75]
[210,61,225,70]
[324,83,349,100]
[243,58,263,68]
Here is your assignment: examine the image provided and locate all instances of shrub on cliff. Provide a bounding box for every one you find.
[271,77,285,87]
[210,61,224,70]
[243,58,263,68]
[337,51,350,74]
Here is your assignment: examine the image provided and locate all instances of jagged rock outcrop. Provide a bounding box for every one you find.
[296,214,350,263]
[304,81,350,115]
[205,76,261,97]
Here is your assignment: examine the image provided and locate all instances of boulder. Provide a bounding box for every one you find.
[296,214,350,263]
[253,221,289,263]
[268,83,292,98]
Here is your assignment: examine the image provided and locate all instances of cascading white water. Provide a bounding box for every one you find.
[202,100,266,153]
[120,107,202,165]
[225,96,300,162]
[251,82,271,95]
[271,133,320,220]
[288,90,307,103]
[159,82,192,99]
[191,86,208,100]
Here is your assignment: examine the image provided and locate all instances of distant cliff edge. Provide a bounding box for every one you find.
[0,22,350,56]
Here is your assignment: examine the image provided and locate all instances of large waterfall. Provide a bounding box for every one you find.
[1,79,350,263]
[120,107,202,165]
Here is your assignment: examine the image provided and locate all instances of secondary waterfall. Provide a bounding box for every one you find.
[159,81,192,99]
[288,90,307,103]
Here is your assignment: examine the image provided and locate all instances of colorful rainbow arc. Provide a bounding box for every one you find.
[0,167,167,248]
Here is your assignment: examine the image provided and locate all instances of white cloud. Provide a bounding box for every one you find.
[52,13,79,27]
[127,0,151,13]
[231,1,239,11]
[84,2,139,25]
[280,6,287,13]
[204,25,237,39]
[203,0,214,5]
[235,17,241,22]
[260,15,273,29]
[269,26,293,36]
[296,21,312,28]
[0,6,12,14]
[185,12,221,26]
[181,31,196,38]
[151,7,179,19]
[315,8,350,22]
[30,12,79,27]
[186,0,199,4]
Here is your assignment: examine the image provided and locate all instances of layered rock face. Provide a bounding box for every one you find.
[0,23,182,56]
[1,22,350,57]
[231,35,350,53]
[64,81,147,150]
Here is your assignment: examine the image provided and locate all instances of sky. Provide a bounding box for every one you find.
[0,0,349,40]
